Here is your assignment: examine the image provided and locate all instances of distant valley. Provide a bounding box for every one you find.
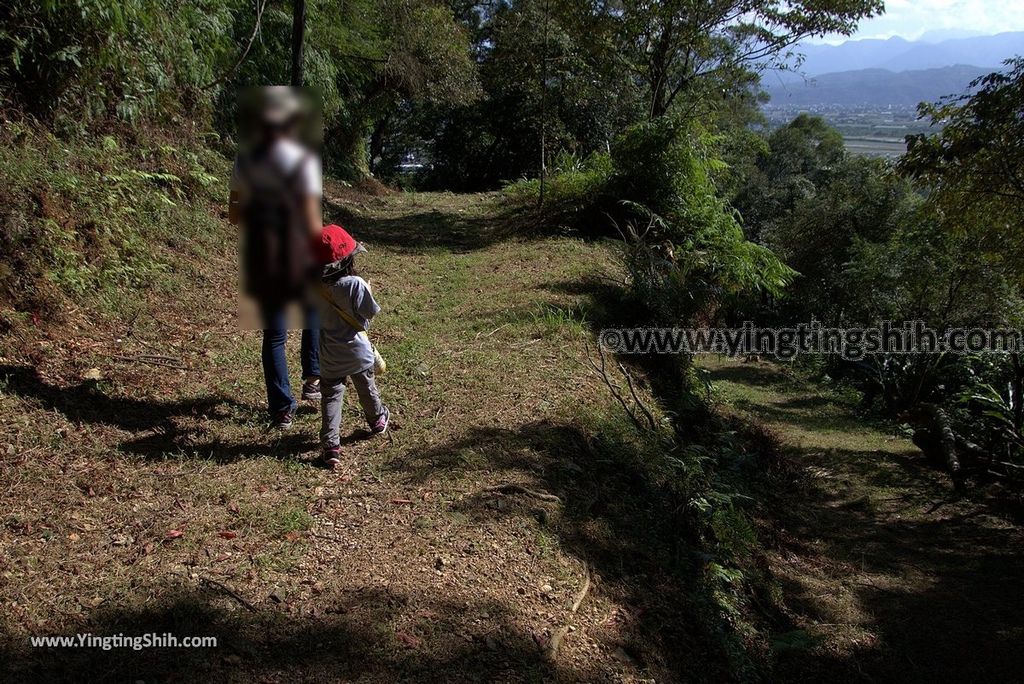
[762,31,1024,157]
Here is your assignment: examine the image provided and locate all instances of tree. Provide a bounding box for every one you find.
[420,0,642,189]
[731,113,845,241]
[609,0,883,119]
[321,0,480,178]
[900,57,1024,283]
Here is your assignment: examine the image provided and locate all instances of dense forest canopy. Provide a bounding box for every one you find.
[0,0,882,183]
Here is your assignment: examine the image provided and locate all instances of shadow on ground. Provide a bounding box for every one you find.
[325,194,523,253]
[0,585,581,683]
[704,361,1024,682]
[0,365,315,462]
[487,270,1024,681]
[386,418,765,680]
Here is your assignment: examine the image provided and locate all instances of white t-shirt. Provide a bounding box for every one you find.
[230,138,322,202]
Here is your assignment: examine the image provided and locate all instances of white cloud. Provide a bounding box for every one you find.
[813,0,1024,42]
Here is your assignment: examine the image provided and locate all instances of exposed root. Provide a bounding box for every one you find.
[484,483,562,504]
[544,563,592,662]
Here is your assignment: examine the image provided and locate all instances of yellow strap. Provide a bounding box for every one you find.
[317,282,366,332]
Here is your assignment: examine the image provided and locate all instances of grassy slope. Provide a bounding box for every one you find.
[704,356,1024,682]
[2,182,747,681]
[7,148,1021,682]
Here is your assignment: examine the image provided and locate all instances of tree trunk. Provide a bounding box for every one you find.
[290,0,306,87]
[914,404,965,493]
[538,0,550,207]
[1011,353,1023,431]
[368,114,391,176]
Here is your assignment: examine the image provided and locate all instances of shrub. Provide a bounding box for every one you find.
[502,150,615,229]
[503,118,794,325]
[611,120,794,324]
[0,0,236,126]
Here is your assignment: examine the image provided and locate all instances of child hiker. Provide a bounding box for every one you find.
[311,224,390,468]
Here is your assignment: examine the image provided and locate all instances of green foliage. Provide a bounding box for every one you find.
[0,0,237,125]
[952,360,1024,474]
[506,117,794,326]
[728,100,1024,487]
[0,122,228,321]
[731,114,848,244]
[901,58,1024,285]
[503,150,615,225]
[843,201,1024,329]
[0,0,479,179]
[379,0,881,187]
[317,0,481,177]
[612,120,794,324]
[419,0,641,189]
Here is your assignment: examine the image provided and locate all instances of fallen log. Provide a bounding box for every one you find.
[905,403,965,493]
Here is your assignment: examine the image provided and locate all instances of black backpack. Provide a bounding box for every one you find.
[236,147,312,304]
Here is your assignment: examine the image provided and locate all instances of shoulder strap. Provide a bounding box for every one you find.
[317,282,366,332]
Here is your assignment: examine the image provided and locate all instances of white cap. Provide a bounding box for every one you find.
[261,86,302,125]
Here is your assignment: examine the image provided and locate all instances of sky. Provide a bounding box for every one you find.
[811,0,1024,43]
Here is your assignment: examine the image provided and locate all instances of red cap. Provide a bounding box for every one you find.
[312,224,364,264]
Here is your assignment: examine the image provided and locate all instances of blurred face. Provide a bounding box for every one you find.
[236,87,322,151]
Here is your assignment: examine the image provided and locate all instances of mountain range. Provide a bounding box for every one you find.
[765,32,1023,108]
[777,31,1023,78]
[765,64,990,107]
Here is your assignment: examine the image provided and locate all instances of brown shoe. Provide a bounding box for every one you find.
[301,377,321,401]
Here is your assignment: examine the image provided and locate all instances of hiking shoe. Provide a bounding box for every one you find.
[321,447,342,469]
[301,377,321,401]
[370,407,390,434]
[271,410,294,430]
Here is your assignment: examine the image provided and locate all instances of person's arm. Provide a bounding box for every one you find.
[298,153,323,236]
[300,193,322,237]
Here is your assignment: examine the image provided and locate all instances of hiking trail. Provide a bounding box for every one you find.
[705,356,1024,681]
[2,190,1022,682]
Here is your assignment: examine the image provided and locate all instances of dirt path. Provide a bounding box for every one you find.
[3,190,703,682]
[7,188,1023,682]
[703,357,1024,682]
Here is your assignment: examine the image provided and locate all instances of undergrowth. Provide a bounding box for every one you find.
[571,381,787,677]
[0,118,230,330]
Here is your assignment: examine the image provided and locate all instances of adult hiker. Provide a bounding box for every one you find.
[228,86,324,429]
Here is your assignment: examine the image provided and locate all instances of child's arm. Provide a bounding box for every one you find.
[352,277,381,325]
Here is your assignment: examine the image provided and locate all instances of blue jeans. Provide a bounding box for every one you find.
[261,303,320,414]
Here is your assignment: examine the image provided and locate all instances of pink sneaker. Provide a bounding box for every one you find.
[321,447,341,469]
[371,407,390,434]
